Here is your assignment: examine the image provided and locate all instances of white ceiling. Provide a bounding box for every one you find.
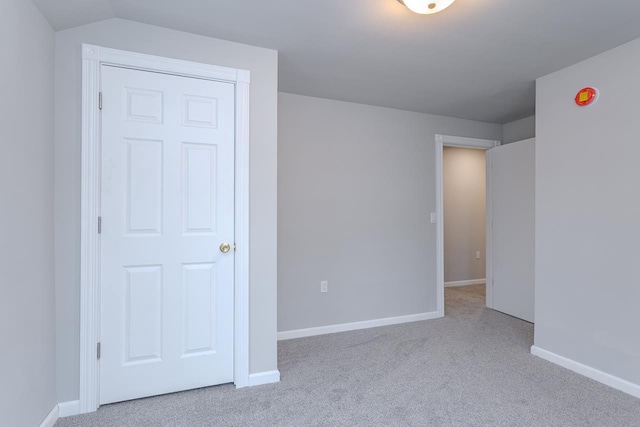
[33,0,640,123]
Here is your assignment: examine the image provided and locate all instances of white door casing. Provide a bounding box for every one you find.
[489,138,535,323]
[80,45,251,413]
[435,135,500,317]
[99,65,235,404]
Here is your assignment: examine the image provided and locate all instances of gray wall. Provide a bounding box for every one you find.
[278,93,501,332]
[0,0,57,425]
[55,18,278,402]
[502,115,535,144]
[443,147,486,283]
[535,38,640,386]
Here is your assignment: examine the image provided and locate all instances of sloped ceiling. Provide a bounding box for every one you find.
[33,0,640,123]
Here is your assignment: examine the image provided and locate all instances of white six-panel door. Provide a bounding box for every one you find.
[490,138,535,323]
[100,65,235,404]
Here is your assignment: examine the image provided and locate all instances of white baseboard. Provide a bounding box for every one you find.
[445,279,486,287]
[248,370,281,387]
[58,400,81,418]
[39,405,58,427]
[278,311,441,341]
[531,346,640,399]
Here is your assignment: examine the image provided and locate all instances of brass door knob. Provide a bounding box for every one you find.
[220,242,231,253]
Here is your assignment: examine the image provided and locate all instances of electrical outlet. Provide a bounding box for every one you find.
[320,281,328,293]
[476,251,481,259]
[430,212,437,224]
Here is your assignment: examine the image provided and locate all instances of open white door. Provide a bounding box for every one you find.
[488,138,535,323]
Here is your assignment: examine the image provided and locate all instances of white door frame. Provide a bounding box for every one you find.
[79,44,251,414]
[435,134,500,317]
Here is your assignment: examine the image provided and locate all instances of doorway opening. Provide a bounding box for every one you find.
[435,135,500,317]
[443,145,488,309]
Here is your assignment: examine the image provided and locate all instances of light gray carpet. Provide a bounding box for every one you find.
[56,285,640,426]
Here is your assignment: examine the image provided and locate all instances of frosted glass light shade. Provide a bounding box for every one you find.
[398,0,456,15]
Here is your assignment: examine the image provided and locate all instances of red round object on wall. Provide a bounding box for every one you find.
[575,87,599,107]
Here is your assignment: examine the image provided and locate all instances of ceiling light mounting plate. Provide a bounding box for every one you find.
[398,0,456,15]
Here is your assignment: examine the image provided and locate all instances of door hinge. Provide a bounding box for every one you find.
[234,243,237,252]
[99,92,103,110]
[97,342,101,360]
[98,216,102,234]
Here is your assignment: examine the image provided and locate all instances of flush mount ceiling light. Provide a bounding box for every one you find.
[398,0,456,15]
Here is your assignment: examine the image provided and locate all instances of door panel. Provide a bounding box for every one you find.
[490,139,535,323]
[100,65,235,404]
